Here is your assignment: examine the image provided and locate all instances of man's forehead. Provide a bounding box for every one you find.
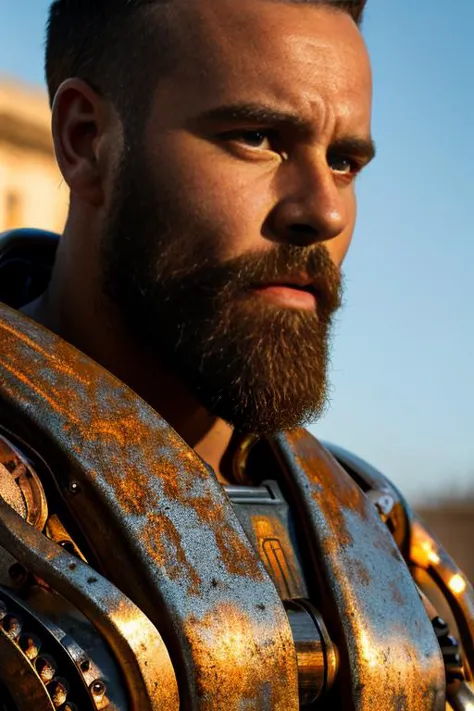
[170,0,363,43]
[153,0,371,133]
[166,0,370,86]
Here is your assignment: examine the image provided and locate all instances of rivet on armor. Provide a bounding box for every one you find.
[3,613,22,641]
[36,654,57,683]
[0,600,7,621]
[8,562,28,583]
[432,616,449,635]
[47,677,69,707]
[19,633,41,661]
[91,679,106,697]
[443,635,458,649]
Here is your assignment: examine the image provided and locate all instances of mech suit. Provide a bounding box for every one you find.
[0,228,472,711]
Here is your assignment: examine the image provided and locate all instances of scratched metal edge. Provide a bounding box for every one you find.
[272,430,446,711]
[0,303,299,710]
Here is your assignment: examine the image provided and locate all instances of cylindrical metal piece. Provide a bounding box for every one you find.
[285,599,338,706]
[447,680,474,711]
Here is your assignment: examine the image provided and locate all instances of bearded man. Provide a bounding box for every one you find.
[0,1,472,709]
[24,0,376,474]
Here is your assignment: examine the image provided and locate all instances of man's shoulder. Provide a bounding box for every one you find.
[0,227,58,308]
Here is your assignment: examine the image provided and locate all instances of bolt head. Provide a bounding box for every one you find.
[91,680,106,697]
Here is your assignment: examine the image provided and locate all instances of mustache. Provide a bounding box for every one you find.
[179,243,343,314]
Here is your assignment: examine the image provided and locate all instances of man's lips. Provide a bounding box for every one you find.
[252,279,319,310]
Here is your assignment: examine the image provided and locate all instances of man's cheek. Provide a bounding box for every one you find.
[180,192,261,261]
[155,151,274,259]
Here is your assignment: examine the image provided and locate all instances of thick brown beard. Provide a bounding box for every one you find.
[101,152,343,435]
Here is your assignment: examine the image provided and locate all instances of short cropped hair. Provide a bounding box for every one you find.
[45,0,367,122]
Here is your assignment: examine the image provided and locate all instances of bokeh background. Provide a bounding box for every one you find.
[1,1,473,573]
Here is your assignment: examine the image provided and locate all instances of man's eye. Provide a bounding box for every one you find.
[328,154,357,175]
[225,130,274,150]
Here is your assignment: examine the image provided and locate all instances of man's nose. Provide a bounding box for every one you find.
[266,159,348,247]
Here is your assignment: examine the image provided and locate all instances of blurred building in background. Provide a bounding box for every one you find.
[0,77,67,233]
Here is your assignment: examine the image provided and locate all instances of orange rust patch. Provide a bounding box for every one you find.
[286,430,365,511]
[155,455,265,580]
[143,512,202,592]
[183,602,298,711]
[280,430,369,549]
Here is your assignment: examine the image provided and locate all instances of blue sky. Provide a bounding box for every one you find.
[1,1,473,503]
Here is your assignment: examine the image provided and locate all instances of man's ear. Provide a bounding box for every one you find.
[51,78,116,207]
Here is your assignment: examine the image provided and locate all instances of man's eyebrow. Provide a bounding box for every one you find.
[191,101,376,161]
[329,136,376,164]
[191,102,309,130]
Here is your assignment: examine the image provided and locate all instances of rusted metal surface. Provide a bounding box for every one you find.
[271,430,446,711]
[0,303,298,710]
[326,442,474,708]
[12,582,132,710]
[0,494,179,710]
[325,442,410,552]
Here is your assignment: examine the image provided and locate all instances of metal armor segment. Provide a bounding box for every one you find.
[409,516,474,680]
[0,495,179,710]
[271,430,446,711]
[226,482,339,706]
[0,622,56,711]
[0,434,49,530]
[323,442,410,552]
[226,481,309,600]
[0,584,119,710]
[0,303,299,710]
[326,442,474,708]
